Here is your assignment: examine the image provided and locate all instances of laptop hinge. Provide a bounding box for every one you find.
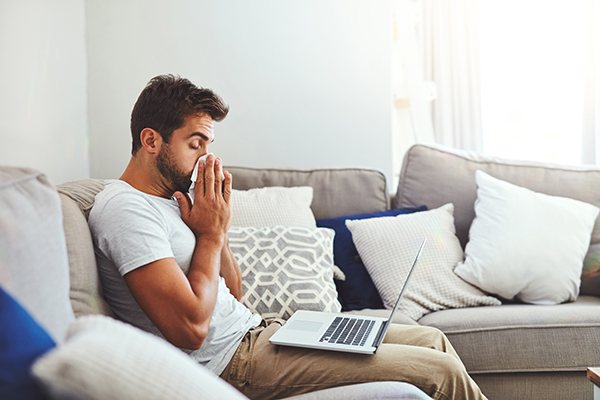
[372,320,388,348]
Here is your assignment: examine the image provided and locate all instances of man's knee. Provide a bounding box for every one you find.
[424,353,467,388]
[413,325,450,351]
[430,352,484,400]
[434,351,465,375]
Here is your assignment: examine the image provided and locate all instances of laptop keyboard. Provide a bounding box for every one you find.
[319,317,375,346]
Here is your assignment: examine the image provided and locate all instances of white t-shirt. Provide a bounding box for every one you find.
[88,180,261,374]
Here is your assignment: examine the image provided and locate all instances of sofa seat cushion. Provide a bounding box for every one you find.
[417,296,600,374]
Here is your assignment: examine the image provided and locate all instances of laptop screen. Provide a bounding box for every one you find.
[372,238,426,349]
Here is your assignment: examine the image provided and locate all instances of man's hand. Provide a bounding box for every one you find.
[174,154,232,242]
[175,155,243,300]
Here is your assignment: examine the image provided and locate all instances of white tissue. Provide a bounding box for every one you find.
[188,153,225,202]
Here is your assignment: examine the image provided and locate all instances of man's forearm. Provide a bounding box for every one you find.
[185,236,224,328]
[220,239,243,300]
[124,235,224,350]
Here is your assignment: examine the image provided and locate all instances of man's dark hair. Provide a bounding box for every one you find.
[130,74,229,155]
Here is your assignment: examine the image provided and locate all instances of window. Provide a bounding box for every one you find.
[479,1,589,165]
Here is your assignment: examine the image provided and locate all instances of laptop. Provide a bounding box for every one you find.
[269,238,426,355]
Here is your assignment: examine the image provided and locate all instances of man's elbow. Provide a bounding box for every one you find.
[233,283,243,301]
[167,322,209,350]
[232,278,244,301]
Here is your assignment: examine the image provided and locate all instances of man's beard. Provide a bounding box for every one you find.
[156,145,192,195]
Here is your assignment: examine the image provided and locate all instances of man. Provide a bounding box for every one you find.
[89,74,488,400]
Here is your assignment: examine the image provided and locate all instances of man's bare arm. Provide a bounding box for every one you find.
[124,236,223,349]
[219,236,243,301]
[123,156,231,350]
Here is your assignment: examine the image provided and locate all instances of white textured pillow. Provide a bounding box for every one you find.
[345,204,501,320]
[454,170,600,304]
[31,315,248,400]
[231,186,316,228]
[228,226,341,319]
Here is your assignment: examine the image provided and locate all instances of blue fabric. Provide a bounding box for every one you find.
[317,206,427,311]
[0,286,56,400]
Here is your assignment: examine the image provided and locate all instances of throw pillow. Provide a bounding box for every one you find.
[228,226,341,319]
[231,186,317,228]
[317,206,427,311]
[345,204,501,320]
[0,286,56,400]
[454,170,600,304]
[31,315,248,400]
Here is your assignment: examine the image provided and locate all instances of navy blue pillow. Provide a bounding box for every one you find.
[317,206,427,311]
[0,286,56,400]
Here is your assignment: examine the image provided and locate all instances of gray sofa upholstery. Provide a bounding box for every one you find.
[0,168,429,398]
[226,143,600,400]
[3,142,598,399]
[394,144,600,399]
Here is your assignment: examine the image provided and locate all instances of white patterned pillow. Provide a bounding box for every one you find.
[32,315,248,400]
[228,226,341,319]
[231,186,316,228]
[345,204,501,320]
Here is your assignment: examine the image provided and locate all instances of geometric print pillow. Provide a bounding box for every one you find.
[227,226,341,320]
[346,204,501,321]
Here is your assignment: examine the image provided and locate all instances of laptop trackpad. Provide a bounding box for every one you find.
[287,320,323,332]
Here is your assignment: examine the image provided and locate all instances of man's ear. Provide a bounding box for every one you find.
[139,128,162,155]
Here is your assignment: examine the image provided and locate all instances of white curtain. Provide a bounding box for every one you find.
[420,0,483,151]
[583,0,600,165]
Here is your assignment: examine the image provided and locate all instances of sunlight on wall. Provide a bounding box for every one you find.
[479,0,588,165]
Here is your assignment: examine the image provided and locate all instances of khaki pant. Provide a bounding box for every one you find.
[220,319,487,400]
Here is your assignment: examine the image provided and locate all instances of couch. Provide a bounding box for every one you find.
[224,143,600,399]
[393,144,600,400]
[0,166,428,397]
[2,142,599,399]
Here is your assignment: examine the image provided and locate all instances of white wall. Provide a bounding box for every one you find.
[0,0,88,185]
[86,0,396,188]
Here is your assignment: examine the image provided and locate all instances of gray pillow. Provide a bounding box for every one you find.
[346,204,501,320]
[228,226,341,319]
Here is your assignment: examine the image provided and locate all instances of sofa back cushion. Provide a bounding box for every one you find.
[57,168,389,317]
[0,167,75,342]
[226,167,389,220]
[395,144,600,296]
[56,180,113,318]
